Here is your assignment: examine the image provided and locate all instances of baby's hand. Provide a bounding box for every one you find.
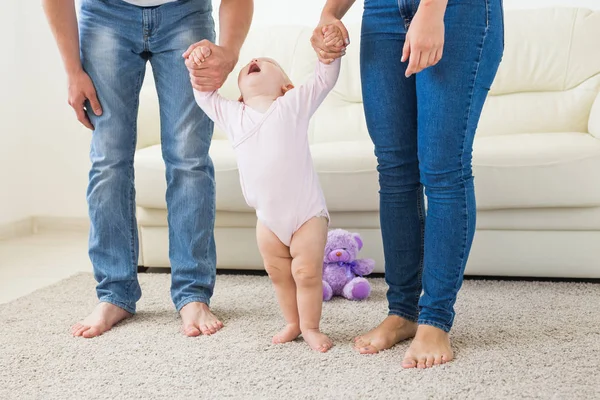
[322,25,345,54]
[190,46,212,66]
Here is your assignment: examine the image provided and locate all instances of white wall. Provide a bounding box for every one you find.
[0,0,31,225]
[3,0,600,223]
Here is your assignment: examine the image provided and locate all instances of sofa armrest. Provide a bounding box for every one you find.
[590,92,600,139]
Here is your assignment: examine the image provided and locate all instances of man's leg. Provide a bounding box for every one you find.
[147,1,221,336]
[72,0,147,338]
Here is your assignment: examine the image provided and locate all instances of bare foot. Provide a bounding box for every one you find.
[272,323,301,344]
[302,328,333,352]
[71,302,132,339]
[354,315,417,354]
[402,325,453,369]
[179,302,223,337]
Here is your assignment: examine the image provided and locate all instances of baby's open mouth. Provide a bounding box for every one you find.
[248,63,261,74]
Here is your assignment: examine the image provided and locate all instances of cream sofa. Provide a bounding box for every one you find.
[134,7,600,277]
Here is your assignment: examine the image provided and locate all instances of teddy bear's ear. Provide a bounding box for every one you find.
[353,233,363,250]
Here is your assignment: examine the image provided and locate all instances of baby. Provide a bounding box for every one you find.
[189,26,344,352]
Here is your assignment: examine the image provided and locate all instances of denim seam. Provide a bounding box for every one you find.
[124,67,145,303]
[414,184,425,312]
[443,0,491,327]
[418,319,450,333]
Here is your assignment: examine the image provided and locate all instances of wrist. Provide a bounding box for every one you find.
[66,65,84,80]
[220,45,240,70]
[319,10,339,26]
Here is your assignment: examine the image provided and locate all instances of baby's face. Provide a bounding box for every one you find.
[238,57,290,100]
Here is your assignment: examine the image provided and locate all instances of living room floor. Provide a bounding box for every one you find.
[0,229,91,304]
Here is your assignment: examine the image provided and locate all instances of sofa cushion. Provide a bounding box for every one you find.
[473,132,600,209]
[135,140,250,212]
[135,140,380,212]
[135,132,600,212]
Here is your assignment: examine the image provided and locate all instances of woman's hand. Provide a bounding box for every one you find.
[402,0,447,77]
[311,15,350,64]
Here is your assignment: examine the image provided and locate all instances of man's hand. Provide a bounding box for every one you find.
[311,17,349,64]
[402,0,447,77]
[68,70,103,130]
[183,40,238,91]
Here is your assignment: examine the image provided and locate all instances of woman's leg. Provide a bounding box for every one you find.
[256,221,300,344]
[353,0,420,354]
[404,0,504,368]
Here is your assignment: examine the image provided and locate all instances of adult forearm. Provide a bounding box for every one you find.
[42,0,82,76]
[320,0,356,22]
[218,0,254,59]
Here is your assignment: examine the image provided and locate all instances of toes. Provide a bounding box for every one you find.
[433,355,443,366]
[358,345,379,354]
[71,323,84,336]
[73,325,89,337]
[71,323,82,334]
[402,356,418,369]
[199,324,211,335]
[82,326,101,338]
[354,337,368,349]
[211,321,222,333]
[183,325,201,337]
[425,355,434,368]
[416,358,427,369]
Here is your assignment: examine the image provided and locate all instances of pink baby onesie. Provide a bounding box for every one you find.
[194,59,341,246]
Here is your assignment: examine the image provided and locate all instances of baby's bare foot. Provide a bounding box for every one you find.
[302,328,333,353]
[354,315,417,354]
[71,302,132,339]
[272,323,301,344]
[402,325,453,369]
[180,302,223,337]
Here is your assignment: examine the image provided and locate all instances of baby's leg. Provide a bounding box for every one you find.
[289,216,332,352]
[256,221,300,344]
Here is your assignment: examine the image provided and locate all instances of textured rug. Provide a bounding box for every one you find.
[1,273,599,399]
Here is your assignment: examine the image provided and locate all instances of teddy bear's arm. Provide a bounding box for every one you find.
[352,259,375,276]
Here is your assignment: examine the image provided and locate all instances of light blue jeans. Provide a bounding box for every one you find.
[361,0,504,332]
[79,0,216,314]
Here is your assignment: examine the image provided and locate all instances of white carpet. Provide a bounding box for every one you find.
[1,273,599,399]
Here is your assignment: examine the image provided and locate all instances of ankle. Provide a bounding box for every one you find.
[300,326,321,334]
[416,324,449,338]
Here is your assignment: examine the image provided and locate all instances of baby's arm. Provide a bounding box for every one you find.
[289,25,343,117]
[189,47,241,137]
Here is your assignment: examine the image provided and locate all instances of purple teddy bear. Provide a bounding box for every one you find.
[322,229,375,301]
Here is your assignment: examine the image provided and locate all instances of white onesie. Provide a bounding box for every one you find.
[194,59,341,246]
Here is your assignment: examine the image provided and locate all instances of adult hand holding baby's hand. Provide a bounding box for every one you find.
[311,18,349,64]
[183,40,238,91]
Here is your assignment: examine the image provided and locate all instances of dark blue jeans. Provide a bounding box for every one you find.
[361,0,504,332]
[79,0,217,314]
